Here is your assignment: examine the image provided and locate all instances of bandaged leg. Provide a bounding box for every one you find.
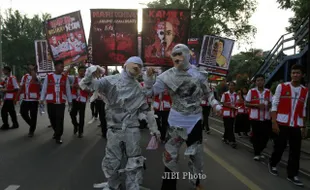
[122,128,146,190]
[161,127,187,190]
[100,129,123,190]
[185,121,204,188]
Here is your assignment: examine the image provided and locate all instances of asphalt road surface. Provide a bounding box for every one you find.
[0,105,309,190]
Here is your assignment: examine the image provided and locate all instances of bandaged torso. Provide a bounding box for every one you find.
[94,72,148,129]
[144,66,219,134]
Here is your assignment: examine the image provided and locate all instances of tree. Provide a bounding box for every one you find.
[227,49,264,80]
[1,9,51,78]
[276,0,309,32]
[147,0,257,43]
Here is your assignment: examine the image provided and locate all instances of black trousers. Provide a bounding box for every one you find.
[235,113,250,133]
[90,101,98,118]
[223,117,236,142]
[202,106,211,131]
[70,100,86,134]
[250,120,270,156]
[96,99,107,136]
[161,120,203,190]
[20,101,38,133]
[155,110,169,141]
[1,100,18,126]
[270,126,302,177]
[47,103,65,140]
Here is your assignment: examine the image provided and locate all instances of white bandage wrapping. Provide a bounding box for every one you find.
[146,110,160,136]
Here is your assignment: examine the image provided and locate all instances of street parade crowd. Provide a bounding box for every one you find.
[0,44,308,189]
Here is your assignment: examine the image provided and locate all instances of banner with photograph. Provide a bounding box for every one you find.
[45,11,88,66]
[90,9,138,66]
[198,35,234,76]
[188,38,200,66]
[34,40,54,73]
[142,9,191,66]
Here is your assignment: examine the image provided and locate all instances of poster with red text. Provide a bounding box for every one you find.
[142,9,191,66]
[45,11,88,66]
[90,9,138,66]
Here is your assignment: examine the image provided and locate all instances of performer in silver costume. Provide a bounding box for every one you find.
[143,44,222,190]
[79,56,160,190]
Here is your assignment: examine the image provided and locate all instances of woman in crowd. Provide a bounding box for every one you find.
[235,87,250,137]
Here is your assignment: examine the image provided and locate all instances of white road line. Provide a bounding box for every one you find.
[4,185,20,190]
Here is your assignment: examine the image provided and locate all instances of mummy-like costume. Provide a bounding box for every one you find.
[79,57,160,190]
[143,44,222,189]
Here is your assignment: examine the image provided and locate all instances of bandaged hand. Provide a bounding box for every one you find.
[79,66,101,90]
[213,104,222,116]
[146,111,161,140]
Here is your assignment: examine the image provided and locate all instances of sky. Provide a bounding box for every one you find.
[0,0,295,55]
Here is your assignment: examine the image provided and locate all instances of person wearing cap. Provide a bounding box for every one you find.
[144,44,222,190]
[0,66,19,130]
[79,56,160,190]
[39,60,72,144]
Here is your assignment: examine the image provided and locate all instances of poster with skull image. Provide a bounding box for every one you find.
[142,9,191,66]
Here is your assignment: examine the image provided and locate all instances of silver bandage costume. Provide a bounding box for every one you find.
[143,44,222,189]
[80,57,160,190]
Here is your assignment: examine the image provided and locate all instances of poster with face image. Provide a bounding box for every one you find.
[90,9,138,66]
[142,9,191,66]
[45,11,88,66]
[188,38,200,66]
[35,40,54,73]
[198,35,235,76]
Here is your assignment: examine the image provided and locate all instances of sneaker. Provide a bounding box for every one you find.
[287,176,303,187]
[268,163,278,176]
[260,155,265,159]
[231,143,237,149]
[93,182,108,188]
[88,118,96,124]
[28,132,34,137]
[253,156,260,161]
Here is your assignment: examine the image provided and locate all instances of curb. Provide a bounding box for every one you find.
[209,117,310,179]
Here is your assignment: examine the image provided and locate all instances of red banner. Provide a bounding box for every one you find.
[142,9,191,66]
[45,11,88,66]
[90,9,138,66]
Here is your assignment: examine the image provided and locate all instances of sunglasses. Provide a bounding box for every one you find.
[172,52,182,57]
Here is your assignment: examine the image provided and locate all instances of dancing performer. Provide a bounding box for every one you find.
[79,56,160,190]
[143,44,222,190]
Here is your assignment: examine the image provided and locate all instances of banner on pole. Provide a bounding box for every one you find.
[45,11,88,66]
[198,35,234,76]
[34,40,54,73]
[90,9,138,66]
[142,9,191,66]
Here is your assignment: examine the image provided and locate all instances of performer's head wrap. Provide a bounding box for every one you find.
[171,44,191,70]
[124,56,143,78]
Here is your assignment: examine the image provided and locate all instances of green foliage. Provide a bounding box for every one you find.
[276,0,309,33]
[227,49,264,80]
[1,9,51,78]
[147,0,257,43]
[269,80,283,94]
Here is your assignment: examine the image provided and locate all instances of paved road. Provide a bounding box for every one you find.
[0,105,309,190]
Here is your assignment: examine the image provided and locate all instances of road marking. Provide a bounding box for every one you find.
[4,185,20,190]
[203,146,262,190]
